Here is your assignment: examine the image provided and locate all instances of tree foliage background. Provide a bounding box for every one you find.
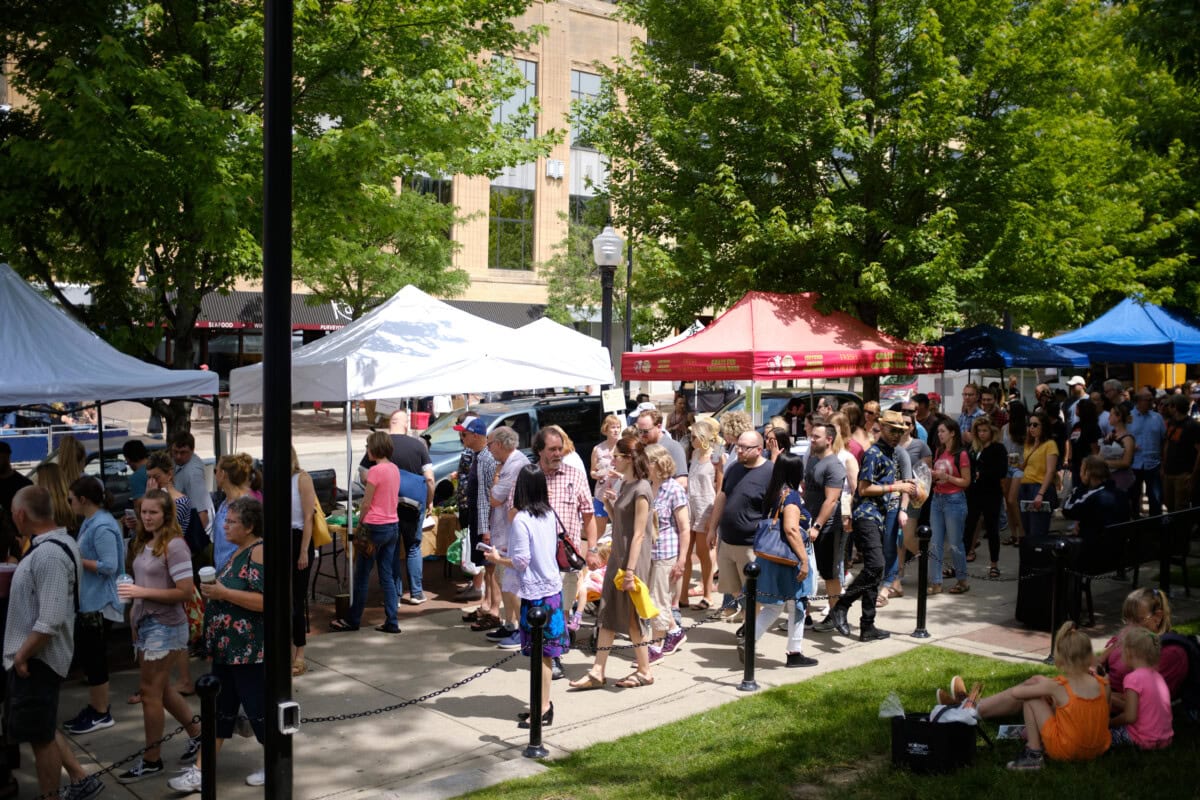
[0,0,555,427]
[573,0,1198,344]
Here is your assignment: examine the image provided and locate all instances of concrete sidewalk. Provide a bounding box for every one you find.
[45,539,1196,800]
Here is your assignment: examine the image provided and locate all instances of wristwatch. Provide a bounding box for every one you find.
[588,546,599,555]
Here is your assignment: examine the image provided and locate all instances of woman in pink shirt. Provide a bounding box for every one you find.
[330,431,401,633]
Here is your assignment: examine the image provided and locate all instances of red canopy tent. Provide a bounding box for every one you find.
[622,291,943,381]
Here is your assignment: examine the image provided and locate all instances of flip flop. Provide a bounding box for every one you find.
[696,598,711,611]
[126,691,143,705]
[329,619,358,632]
[567,672,606,691]
[615,672,655,688]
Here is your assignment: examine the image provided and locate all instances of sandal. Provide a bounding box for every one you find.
[615,672,655,688]
[1000,536,1016,546]
[568,671,606,691]
[329,619,359,632]
[126,690,143,705]
[948,582,970,594]
[292,659,307,677]
[889,586,904,598]
[875,593,889,608]
[988,566,1001,579]
[966,550,977,563]
[696,598,711,611]
[688,586,707,597]
[942,567,955,579]
[927,584,943,595]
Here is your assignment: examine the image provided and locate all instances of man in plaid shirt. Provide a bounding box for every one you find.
[6,487,102,800]
[533,427,594,679]
[647,447,690,662]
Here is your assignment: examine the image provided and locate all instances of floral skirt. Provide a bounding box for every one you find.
[518,592,570,659]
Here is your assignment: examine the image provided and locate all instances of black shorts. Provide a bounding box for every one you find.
[813,515,844,581]
[5,660,61,745]
[467,523,486,567]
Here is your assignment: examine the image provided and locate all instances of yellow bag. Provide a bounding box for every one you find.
[312,506,333,548]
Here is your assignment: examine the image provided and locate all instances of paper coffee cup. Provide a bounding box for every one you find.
[198,566,217,584]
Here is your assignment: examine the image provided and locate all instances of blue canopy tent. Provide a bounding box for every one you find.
[935,324,1091,370]
[1048,298,1200,363]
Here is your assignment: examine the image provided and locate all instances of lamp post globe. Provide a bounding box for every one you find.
[592,225,624,381]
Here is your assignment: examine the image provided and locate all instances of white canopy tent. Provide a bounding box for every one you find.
[229,284,614,601]
[0,263,219,405]
[229,285,613,404]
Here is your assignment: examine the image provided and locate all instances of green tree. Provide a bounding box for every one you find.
[0,0,554,430]
[581,0,1193,348]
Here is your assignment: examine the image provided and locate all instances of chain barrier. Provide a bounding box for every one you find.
[39,716,199,800]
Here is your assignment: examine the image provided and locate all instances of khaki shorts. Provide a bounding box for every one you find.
[647,558,676,632]
[717,540,756,595]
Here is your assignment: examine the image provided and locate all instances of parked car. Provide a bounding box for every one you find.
[880,374,919,404]
[713,388,863,425]
[421,394,608,507]
[28,436,166,513]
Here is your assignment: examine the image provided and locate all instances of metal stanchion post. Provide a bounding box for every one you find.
[196,674,221,800]
[912,525,931,639]
[1159,514,1172,598]
[1044,539,1066,664]
[738,562,760,693]
[523,606,549,759]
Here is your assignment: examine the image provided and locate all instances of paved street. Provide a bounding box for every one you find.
[36,404,1198,799]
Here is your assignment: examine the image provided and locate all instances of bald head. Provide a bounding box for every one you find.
[11,485,55,536]
[388,409,410,434]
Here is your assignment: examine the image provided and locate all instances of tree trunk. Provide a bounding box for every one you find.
[159,299,201,439]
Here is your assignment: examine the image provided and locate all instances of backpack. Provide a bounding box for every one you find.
[1161,632,1200,722]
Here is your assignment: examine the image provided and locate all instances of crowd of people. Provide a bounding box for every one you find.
[0,426,327,798]
[0,376,1195,793]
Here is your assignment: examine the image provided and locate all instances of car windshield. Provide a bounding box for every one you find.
[424,413,468,450]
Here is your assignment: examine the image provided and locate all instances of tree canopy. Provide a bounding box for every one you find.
[580,0,1197,343]
[0,0,554,391]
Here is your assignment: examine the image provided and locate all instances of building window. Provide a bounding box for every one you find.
[493,57,538,139]
[570,70,602,150]
[406,174,452,205]
[489,186,535,270]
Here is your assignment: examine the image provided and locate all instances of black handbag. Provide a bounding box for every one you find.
[890,708,992,774]
[553,511,585,572]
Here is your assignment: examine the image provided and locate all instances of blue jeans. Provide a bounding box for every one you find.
[392,511,424,599]
[930,492,968,584]
[349,522,399,628]
[881,505,904,585]
[1132,468,1163,518]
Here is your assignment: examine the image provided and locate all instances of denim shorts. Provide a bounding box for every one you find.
[592,498,609,519]
[134,616,189,662]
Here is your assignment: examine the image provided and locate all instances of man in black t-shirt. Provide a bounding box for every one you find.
[0,441,32,515]
[803,423,845,609]
[707,431,772,620]
[1162,395,1200,512]
[358,410,433,604]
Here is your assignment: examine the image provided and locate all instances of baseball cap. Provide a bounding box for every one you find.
[460,417,488,436]
[1066,376,1086,387]
[453,415,479,432]
[928,392,942,405]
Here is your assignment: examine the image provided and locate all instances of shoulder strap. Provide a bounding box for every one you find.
[30,538,80,614]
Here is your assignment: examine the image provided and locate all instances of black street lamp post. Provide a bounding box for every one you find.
[592,225,624,384]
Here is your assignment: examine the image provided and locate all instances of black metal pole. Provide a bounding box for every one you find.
[599,265,615,385]
[738,562,760,692]
[1044,539,1066,664]
[1159,513,1172,598]
[912,525,931,638]
[95,402,105,480]
[263,0,294,795]
[623,237,633,393]
[523,606,549,759]
[196,674,221,800]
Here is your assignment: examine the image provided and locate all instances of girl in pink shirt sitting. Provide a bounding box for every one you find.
[1109,627,1173,750]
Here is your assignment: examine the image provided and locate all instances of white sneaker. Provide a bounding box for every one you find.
[246,768,266,787]
[167,765,202,794]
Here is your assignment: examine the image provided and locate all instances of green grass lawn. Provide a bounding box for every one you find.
[460,635,1200,800]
